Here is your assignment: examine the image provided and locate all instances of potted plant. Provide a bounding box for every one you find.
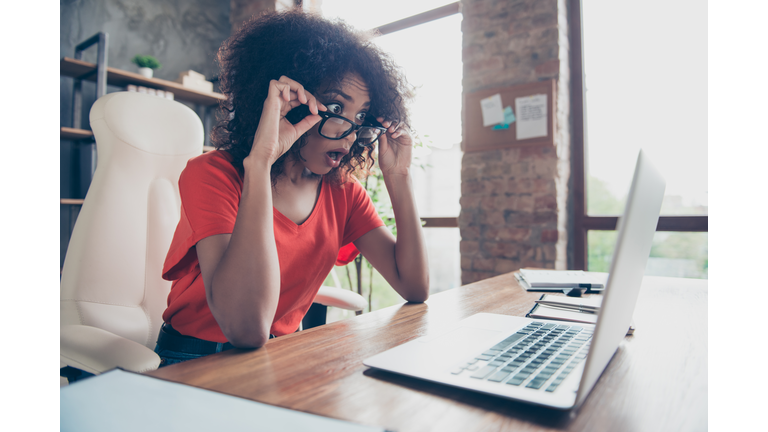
[131,55,162,79]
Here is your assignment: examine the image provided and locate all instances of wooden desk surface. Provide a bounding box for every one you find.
[147,273,708,432]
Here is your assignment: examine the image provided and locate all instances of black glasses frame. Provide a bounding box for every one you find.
[317,111,387,147]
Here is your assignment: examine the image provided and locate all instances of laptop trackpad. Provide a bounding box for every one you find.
[414,325,504,367]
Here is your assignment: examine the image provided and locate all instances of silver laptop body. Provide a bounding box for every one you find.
[364,150,666,410]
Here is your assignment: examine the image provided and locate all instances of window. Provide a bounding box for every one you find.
[318,2,463,319]
[574,0,708,277]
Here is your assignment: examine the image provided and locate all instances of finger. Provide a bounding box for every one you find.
[293,114,322,137]
[303,89,326,115]
[278,76,308,104]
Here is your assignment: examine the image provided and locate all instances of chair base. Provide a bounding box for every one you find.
[301,303,328,330]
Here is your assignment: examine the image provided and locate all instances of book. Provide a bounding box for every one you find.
[515,269,608,292]
[526,294,634,335]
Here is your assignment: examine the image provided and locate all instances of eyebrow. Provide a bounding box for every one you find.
[322,89,371,108]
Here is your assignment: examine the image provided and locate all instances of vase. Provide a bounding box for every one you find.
[138,67,153,79]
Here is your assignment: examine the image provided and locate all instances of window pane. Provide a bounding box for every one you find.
[588,231,708,279]
[373,15,464,216]
[582,0,707,216]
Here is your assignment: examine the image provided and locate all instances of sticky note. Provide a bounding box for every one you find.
[480,94,504,127]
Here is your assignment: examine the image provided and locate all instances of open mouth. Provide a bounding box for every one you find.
[328,152,341,161]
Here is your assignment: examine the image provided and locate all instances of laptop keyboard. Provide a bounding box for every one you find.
[451,321,593,392]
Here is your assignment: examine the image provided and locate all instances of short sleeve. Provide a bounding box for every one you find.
[162,151,242,280]
[340,179,384,248]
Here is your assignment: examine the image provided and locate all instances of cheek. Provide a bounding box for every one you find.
[300,130,325,157]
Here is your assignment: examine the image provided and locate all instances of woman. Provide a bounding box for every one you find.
[155,10,429,366]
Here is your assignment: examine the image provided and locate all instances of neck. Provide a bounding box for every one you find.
[283,157,320,185]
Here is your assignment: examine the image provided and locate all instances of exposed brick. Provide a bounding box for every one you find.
[542,244,557,261]
[461,256,473,270]
[541,229,558,243]
[461,226,481,241]
[460,196,482,209]
[482,210,506,226]
[461,180,484,196]
[467,56,504,74]
[458,211,476,228]
[461,0,571,283]
[502,228,532,242]
[473,257,496,271]
[520,146,547,160]
[494,258,521,274]
[460,240,479,256]
[534,195,557,212]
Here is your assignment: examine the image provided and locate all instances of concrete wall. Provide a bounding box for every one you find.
[60,0,232,266]
[459,0,572,284]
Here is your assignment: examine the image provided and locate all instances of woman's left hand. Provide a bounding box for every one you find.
[377,118,413,177]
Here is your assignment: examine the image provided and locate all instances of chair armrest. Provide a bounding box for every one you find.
[60,325,161,375]
[314,286,367,311]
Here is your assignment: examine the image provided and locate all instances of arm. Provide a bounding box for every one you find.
[196,77,325,348]
[353,121,429,303]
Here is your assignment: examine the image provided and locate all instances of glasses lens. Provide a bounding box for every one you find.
[319,116,354,139]
[356,127,382,147]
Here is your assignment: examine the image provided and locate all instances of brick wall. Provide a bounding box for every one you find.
[460,0,572,284]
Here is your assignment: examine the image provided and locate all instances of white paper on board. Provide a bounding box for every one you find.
[480,93,504,127]
[515,94,548,140]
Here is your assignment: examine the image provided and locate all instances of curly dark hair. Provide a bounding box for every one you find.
[211,9,413,185]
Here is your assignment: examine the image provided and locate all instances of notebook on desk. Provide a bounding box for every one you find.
[364,150,665,410]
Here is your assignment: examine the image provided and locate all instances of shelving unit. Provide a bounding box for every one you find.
[61,33,224,252]
[59,56,225,150]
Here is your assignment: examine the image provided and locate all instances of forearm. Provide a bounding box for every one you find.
[383,171,430,302]
[207,164,281,348]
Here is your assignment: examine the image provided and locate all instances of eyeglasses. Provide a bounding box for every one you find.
[317,111,387,147]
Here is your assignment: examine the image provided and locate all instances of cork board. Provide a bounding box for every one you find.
[462,79,556,152]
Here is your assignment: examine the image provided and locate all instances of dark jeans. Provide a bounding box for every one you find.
[154,323,275,367]
[154,323,236,367]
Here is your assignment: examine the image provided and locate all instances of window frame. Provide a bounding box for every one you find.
[568,0,708,270]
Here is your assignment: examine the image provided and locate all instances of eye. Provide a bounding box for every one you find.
[355,112,367,124]
[326,103,343,115]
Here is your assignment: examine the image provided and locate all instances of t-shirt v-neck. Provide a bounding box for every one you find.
[272,179,325,233]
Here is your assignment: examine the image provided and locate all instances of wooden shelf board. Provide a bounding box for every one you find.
[61,127,93,141]
[61,57,226,106]
[61,198,84,205]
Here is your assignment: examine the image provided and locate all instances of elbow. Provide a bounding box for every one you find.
[403,279,430,303]
[224,327,270,349]
[216,314,272,349]
[405,291,429,304]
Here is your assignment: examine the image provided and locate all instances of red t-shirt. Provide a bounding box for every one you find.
[161,150,383,342]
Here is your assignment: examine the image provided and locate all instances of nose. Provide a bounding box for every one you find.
[344,128,358,145]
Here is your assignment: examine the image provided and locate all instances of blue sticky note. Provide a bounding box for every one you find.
[492,106,516,130]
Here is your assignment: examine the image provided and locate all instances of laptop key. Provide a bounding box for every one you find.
[488,370,513,382]
[470,365,498,379]
[526,378,547,389]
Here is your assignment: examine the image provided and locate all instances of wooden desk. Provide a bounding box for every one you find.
[147,273,707,431]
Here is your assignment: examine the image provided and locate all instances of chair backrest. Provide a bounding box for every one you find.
[60,92,203,349]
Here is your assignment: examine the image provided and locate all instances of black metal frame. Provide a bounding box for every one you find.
[70,32,108,184]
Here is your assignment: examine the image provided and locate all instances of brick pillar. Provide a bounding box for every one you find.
[460,0,571,284]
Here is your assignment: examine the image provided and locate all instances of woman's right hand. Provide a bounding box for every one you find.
[246,76,326,168]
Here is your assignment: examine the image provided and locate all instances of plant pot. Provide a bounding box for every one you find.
[138,67,153,79]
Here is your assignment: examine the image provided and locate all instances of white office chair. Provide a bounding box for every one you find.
[60,91,365,385]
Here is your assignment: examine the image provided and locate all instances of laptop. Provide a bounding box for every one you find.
[363,150,666,410]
